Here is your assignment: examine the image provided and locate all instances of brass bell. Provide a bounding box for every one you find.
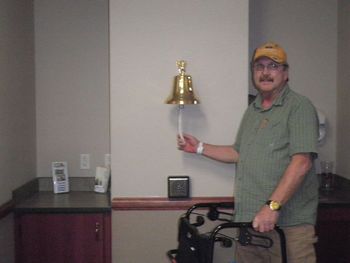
[165,60,200,105]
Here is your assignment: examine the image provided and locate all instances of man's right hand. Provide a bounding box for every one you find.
[177,134,199,153]
[177,134,239,163]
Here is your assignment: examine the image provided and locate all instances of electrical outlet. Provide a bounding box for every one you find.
[80,154,90,169]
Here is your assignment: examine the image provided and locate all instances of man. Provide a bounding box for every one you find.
[177,42,319,262]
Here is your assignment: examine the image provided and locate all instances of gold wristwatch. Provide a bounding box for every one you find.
[266,200,282,211]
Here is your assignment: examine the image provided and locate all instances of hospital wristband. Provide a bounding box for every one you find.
[196,142,204,155]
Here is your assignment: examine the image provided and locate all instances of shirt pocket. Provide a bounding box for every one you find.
[256,119,289,151]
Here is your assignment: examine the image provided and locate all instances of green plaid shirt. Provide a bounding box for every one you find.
[234,85,319,226]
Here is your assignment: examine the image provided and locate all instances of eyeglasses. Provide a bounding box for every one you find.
[253,62,285,72]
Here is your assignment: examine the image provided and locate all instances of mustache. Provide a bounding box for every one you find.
[259,76,273,82]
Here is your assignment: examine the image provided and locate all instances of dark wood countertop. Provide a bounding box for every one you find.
[14,191,111,214]
[12,175,350,213]
[318,174,350,208]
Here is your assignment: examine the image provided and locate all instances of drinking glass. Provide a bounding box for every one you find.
[320,161,334,191]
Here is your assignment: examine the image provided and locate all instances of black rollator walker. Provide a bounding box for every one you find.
[167,202,287,263]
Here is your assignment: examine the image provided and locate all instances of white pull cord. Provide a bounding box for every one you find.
[178,105,184,141]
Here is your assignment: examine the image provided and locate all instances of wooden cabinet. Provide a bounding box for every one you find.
[15,212,111,263]
[315,206,350,263]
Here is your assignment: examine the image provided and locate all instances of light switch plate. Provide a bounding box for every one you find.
[168,176,190,199]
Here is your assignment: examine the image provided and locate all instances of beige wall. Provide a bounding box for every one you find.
[112,210,183,262]
[35,0,110,178]
[110,0,249,198]
[0,0,35,262]
[112,210,236,262]
[249,0,338,169]
[337,1,350,179]
[0,0,36,206]
[110,1,248,262]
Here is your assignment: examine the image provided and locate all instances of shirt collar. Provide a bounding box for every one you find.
[253,84,290,110]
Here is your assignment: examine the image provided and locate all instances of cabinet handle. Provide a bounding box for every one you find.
[95,222,100,240]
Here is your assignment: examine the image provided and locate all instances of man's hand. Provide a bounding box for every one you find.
[252,205,280,232]
[177,134,239,163]
[177,134,199,153]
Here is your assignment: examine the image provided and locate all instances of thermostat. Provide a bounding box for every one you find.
[168,176,190,199]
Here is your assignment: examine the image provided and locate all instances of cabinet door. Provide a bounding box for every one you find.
[15,213,110,263]
[315,207,350,263]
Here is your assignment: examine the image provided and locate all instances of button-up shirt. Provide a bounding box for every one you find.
[234,85,319,226]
